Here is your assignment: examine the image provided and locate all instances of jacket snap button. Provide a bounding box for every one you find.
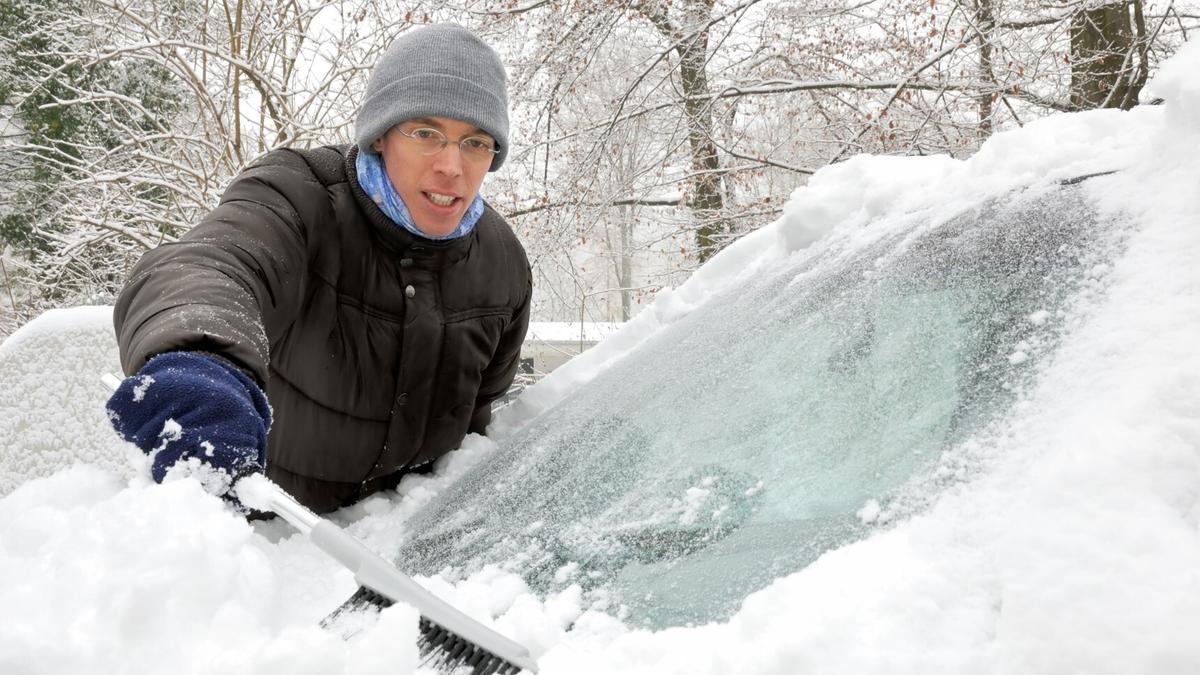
[405,285,415,298]
[396,392,408,405]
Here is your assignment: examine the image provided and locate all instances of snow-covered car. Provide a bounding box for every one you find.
[2,43,1198,675]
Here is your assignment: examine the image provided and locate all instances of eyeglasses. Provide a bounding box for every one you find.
[394,126,499,164]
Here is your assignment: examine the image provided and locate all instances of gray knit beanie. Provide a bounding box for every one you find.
[355,24,510,171]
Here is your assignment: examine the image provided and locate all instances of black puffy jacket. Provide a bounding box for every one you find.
[114,144,531,511]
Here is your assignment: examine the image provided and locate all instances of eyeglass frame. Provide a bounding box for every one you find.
[392,125,499,163]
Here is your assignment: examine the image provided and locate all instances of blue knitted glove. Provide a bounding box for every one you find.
[106,351,271,505]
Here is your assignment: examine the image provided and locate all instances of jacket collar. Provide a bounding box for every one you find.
[344,144,475,269]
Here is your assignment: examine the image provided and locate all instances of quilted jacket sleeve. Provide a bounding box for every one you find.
[113,150,322,386]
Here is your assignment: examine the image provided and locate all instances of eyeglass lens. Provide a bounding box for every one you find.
[403,128,496,162]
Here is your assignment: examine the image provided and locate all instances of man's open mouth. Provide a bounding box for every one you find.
[425,191,458,207]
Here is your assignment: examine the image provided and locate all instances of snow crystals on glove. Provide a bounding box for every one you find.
[161,454,237,498]
[152,418,183,454]
[131,374,155,402]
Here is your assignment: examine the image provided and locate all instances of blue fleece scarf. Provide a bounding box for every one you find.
[356,150,484,240]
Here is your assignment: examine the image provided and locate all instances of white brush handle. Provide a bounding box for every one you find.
[100,372,124,394]
[259,480,321,534]
[263,480,537,672]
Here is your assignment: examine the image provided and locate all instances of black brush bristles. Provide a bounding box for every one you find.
[323,585,526,675]
[320,585,392,631]
[418,616,524,675]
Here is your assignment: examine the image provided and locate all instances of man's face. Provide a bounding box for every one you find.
[371,116,494,238]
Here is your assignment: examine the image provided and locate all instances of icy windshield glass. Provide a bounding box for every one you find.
[396,182,1120,629]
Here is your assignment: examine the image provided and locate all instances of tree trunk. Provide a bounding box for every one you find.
[679,42,726,262]
[1070,2,1145,110]
[973,0,998,138]
[618,204,633,321]
[640,0,727,263]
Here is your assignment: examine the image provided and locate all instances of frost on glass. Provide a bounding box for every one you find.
[396,183,1121,628]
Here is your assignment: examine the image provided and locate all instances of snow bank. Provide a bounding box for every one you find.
[0,307,132,497]
[0,465,424,675]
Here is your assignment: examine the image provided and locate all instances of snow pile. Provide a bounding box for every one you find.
[1,41,1198,675]
[0,465,424,675]
[0,306,132,497]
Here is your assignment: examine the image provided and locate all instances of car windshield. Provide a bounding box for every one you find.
[395,182,1122,629]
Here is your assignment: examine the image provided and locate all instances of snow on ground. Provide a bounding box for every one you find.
[2,42,1199,675]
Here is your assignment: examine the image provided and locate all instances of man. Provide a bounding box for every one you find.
[104,23,531,514]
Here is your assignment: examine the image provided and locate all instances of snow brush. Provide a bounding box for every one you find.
[247,480,537,674]
[101,373,538,675]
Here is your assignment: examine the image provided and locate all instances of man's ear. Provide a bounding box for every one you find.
[371,137,384,153]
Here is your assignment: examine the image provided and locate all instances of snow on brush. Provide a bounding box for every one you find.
[2,42,1200,674]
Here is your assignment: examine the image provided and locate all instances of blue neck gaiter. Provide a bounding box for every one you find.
[355,150,484,241]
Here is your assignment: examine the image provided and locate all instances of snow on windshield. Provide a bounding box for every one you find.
[393,182,1125,631]
[2,41,1199,675]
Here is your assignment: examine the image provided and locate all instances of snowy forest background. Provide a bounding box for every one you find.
[1,0,1196,336]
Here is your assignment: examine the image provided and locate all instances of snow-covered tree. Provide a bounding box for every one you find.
[1,0,1195,334]
[1,0,404,329]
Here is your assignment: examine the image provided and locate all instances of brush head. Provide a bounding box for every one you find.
[324,586,529,675]
[418,615,526,675]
